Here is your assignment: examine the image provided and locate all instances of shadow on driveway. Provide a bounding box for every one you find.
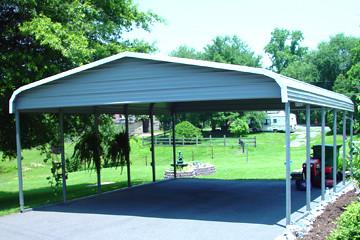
[35,178,321,225]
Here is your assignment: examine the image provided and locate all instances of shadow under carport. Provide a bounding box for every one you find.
[35,178,321,225]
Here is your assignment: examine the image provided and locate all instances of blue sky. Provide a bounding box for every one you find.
[125,0,360,67]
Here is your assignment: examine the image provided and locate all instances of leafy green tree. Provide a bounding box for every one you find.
[311,34,359,90]
[0,0,160,158]
[210,112,240,132]
[170,35,262,132]
[280,56,319,84]
[229,118,249,137]
[174,121,202,139]
[204,35,261,67]
[170,45,203,60]
[333,40,360,132]
[243,111,266,130]
[265,28,307,73]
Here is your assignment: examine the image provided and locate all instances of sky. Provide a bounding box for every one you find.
[124,0,360,67]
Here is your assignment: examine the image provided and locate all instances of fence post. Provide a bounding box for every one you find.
[182,137,185,145]
[196,136,198,145]
[224,135,226,146]
[169,136,171,145]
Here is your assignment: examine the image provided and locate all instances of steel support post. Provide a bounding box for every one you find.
[149,104,156,182]
[342,111,346,185]
[94,112,101,193]
[321,108,326,201]
[171,111,177,178]
[333,110,337,193]
[349,112,354,177]
[305,105,311,210]
[59,111,67,202]
[15,111,24,212]
[285,102,291,225]
[125,105,131,187]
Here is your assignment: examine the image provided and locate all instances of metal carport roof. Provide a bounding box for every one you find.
[9,52,354,114]
[8,51,355,226]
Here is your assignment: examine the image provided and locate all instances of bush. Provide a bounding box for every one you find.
[175,121,202,139]
[229,118,249,137]
[66,157,82,173]
[327,201,360,240]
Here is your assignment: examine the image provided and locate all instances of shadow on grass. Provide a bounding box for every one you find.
[32,178,321,225]
[0,180,147,215]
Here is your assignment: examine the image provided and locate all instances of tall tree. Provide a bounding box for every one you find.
[169,35,262,131]
[170,45,203,60]
[0,0,160,158]
[265,28,307,73]
[280,55,319,84]
[333,40,360,132]
[204,35,261,67]
[311,34,359,90]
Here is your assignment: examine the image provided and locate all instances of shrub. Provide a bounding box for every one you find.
[175,121,202,139]
[229,118,249,137]
[65,157,82,173]
[327,201,360,240]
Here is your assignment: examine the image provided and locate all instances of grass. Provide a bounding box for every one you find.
[0,131,356,216]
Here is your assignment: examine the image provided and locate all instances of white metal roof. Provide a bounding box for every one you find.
[9,52,354,114]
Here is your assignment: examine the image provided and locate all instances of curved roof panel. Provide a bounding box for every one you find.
[9,52,354,114]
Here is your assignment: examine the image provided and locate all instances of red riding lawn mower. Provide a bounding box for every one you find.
[291,144,342,191]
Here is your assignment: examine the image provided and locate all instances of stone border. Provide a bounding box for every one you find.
[275,180,358,240]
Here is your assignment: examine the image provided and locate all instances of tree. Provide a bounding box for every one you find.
[229,118,249,137]
[170,45,203,60]
[169,35,262,132]
[0,0,160,158]
[265,28,307,73]
[280,56,319,84]
[333,40,360,132]
[204,35,261,67]
[311,34,359,90]
[174,121,203,139]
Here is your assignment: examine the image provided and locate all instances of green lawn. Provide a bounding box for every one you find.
[0,132,355,216]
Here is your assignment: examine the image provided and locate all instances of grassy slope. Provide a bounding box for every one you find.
[0,132,354,215]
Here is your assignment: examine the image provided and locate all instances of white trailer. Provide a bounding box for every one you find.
[261,111,297,132]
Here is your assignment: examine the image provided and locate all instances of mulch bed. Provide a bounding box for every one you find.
[299,189,359,240]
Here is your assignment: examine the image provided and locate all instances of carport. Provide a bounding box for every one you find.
[9,52,354,225]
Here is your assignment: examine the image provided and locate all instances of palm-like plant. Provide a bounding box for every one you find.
[106,131,130,173]
[72,128,103,191]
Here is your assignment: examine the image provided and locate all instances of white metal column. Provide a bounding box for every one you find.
[333,110,337,193]
[171,111,177,178]
[124,105,131,187]
[321,108,326,201]
[15,111,24,212]
[305,105,311,210]
[285,102,291,225]
[349,112,354,177]
[94,112,101,193]
[59,111,67,202]
[149,104,156,182]
[342,111,346,185]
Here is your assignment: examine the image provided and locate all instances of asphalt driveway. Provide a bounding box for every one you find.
[0,179,320,240]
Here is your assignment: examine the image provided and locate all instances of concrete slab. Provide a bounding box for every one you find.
[0,179,320,240]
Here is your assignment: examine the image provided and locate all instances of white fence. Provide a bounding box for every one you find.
[141,135,256,148]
